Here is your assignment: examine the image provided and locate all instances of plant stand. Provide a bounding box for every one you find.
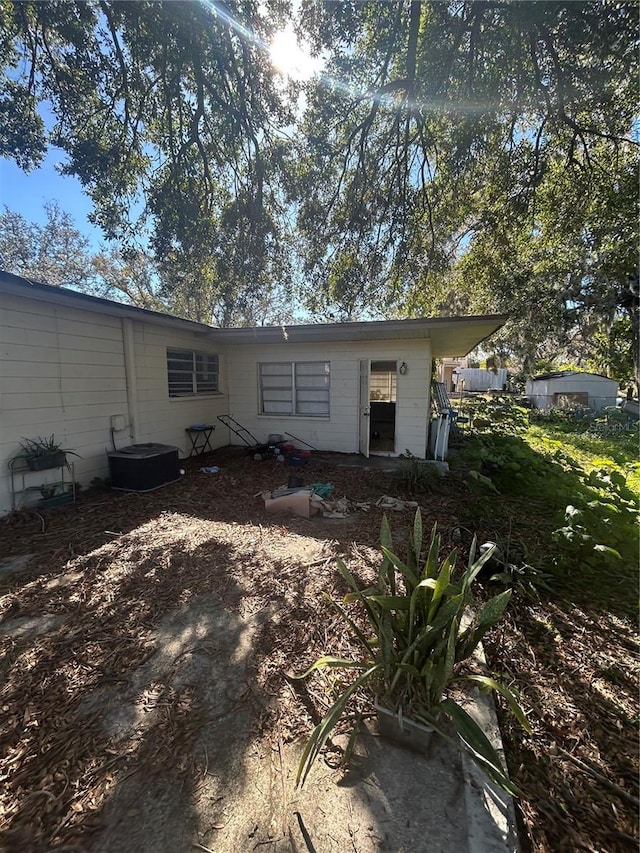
[25,450,68,471]
[8,456,76,511]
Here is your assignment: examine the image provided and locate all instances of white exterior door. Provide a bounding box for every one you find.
[359,359,370,457]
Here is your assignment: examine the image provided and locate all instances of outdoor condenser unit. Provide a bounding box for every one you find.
[107,443,180,492]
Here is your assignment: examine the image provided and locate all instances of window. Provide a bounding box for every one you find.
[259,361,330,416]
[167,349,219,397]
[370,366,397,402]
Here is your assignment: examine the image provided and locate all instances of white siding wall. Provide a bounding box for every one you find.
[549,375,618,411]
[0,292,229,513]
[130,321,230,452]
[226,338,432,456]
[526,375,618,411]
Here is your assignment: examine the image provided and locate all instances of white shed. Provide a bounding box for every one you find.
[525,371,618,411]
[0,270,505,514]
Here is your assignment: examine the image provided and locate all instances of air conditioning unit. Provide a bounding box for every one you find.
[107,443,180,492]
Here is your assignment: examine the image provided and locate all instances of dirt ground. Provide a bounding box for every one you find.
[0,447,638,852]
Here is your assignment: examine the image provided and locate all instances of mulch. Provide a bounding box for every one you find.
[0,447,637,852]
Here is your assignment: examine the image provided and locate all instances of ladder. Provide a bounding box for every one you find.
[432,381,453,415]
[431,381,464,435]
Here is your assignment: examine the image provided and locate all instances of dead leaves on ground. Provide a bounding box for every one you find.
[0,452,637,852]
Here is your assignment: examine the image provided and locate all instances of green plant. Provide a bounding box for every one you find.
[19,435,64,458]
[18,435,79,459]
[466,395,530,435]
[397,450,442,494]
[294,511,531,794]
[488,562,554,600]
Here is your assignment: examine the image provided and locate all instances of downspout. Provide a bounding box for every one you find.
[122,318,140,444]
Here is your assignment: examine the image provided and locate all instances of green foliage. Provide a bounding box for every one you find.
[295,3,638,358]
[1,0,293,316]
[2,0,636,355]
[294,512,530,794]
[530,406,593,427]
[489,563,554,601]
[19,435,65,458]
[0,202,93,288]
[587,317,635,386]
[550,464,638,571]
[452,419,638,608]
[18,436,80,467]
[451,432,553,495]
[397,450,442,495]
[466,395,530,435]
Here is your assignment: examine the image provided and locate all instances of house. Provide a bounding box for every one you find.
[0,270,505,513]
[437,357,469,392]
[525,371,618,412]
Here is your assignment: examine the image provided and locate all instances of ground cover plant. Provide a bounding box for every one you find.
[295,512,530,793]
[0,421,637,852]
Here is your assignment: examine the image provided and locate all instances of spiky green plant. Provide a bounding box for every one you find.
[294,510,531,794]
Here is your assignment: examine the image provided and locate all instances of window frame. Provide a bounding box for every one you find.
[258,360,330,417]
[167,348,220,398]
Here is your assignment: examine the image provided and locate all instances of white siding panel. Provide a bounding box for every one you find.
[227,339,432,457]
[0,291,230,512]
[1,285,435,511]
[124,322,230,456]
[1,295,130,512]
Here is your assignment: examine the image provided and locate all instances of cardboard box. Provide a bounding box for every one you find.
[264,489,319,518]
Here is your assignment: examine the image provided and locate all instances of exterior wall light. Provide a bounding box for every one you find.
[399,362,407,375]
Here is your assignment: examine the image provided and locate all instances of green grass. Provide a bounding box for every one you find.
[447,409,639,618]
[527,424,640,495]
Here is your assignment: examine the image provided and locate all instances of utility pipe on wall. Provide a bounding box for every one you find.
[122,318,140,444]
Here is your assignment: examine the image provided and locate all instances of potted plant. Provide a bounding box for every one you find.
[294,510,531,795]
[38,483,76,508]
[18,435,79,471]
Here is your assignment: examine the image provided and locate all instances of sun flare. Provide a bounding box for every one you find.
[270,27,319,81]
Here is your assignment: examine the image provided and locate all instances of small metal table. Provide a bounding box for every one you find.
[185,425,215,457]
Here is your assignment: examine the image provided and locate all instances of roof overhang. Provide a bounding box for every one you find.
[0,270,213,335]
[212,315,506,358]
[1,270,505,356]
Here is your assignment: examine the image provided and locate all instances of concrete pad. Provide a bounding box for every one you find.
[88,596,518,853]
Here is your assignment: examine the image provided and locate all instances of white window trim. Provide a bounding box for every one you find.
[167,348,221,398]
[258,361,330,417]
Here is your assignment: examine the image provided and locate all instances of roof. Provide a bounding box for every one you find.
[530,370,615,382]
[215,315,505,357]
[0,269,214,335]
[1,268,505,358]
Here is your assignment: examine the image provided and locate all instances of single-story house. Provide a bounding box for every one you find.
[0,269,505,514]
[525,371,618,412]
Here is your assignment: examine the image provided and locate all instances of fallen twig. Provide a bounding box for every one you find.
[558,746,640,808]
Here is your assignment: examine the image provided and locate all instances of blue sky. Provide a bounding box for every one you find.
[0,149,104,250]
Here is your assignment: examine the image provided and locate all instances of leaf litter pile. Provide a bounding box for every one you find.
[0,448,637,852]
